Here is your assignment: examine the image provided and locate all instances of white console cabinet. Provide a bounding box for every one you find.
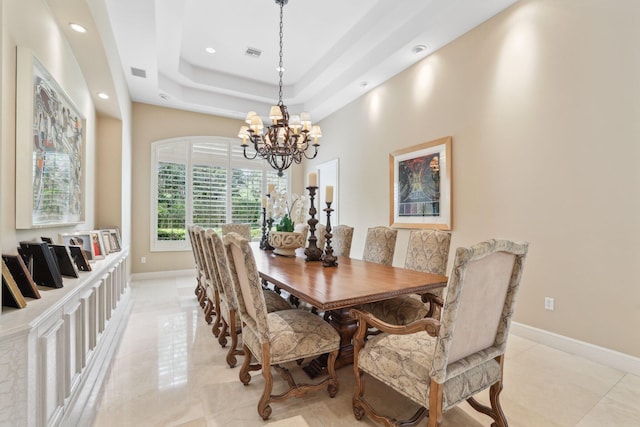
[0,250,130,427]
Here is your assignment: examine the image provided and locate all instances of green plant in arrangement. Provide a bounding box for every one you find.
[268,189,307,232]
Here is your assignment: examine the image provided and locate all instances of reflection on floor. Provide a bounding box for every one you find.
[93,274,640,426]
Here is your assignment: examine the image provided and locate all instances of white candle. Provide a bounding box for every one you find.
[262,196,267,208]
[308,172,317,187]
[267,183,275,195]
[325,185,334,203]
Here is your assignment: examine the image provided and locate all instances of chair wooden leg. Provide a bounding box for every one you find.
[427,380,444,427]
[258,345,273,420]
[225,311,243,368]
[467,356,508,427]
[239,344,254,385]
[204,298,213,324]
[326,349,339,398]
[218,319,229,347]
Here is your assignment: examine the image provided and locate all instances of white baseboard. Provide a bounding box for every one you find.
[511,322,640,376]
[130,269,196,282]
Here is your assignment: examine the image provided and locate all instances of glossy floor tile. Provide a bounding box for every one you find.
[92,275,640,426]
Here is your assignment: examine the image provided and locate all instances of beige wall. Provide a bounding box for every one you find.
[305,0,640,357]
[1,0,98,253]
[96,116,123,230]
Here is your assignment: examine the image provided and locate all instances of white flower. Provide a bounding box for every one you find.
[267,188,308,227]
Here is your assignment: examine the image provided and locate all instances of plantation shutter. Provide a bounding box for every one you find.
[156,161,186,240]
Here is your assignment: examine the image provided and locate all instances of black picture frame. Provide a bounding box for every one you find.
[50,245,80,278]
[2,254,41,299]
[19,241,63,288]
[68,245,92,272]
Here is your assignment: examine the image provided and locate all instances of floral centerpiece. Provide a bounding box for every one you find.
[266,189,307,256]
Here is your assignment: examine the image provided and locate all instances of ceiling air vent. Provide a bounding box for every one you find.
[131,67,147,78]
[244,47,262,58]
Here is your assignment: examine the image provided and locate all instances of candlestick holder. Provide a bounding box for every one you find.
[322,202,338,267]
[304,186,323,261]
[260,194,274,250]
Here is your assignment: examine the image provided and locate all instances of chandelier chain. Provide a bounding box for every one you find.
[278,2,284,105]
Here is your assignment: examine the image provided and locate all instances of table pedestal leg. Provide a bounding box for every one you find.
[303,307,358,378]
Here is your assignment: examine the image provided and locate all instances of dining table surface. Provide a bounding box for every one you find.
[251,242,448,311]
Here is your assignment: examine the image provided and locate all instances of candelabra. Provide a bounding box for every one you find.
[322,202,338,267]
[304,186,323,261]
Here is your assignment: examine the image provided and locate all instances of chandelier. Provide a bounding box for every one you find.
[238,0,321,177]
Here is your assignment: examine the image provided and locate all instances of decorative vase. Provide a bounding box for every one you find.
[268,231,305,257]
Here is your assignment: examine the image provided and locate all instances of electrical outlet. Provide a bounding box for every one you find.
[141,256,146,264]
[544,297,554,311]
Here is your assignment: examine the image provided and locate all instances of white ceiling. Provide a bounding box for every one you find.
[101,0,519,122]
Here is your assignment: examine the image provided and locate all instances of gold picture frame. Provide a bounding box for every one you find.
[389,136,452,230]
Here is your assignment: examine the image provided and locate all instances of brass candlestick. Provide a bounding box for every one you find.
[322,202,338,267]
[304,186,323,261]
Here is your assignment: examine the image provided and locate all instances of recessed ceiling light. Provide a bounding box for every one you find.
[205,47,216,54]
[412,44,427,54]
[69,23,87,33]
[276,66,285,72]
[97,92,109,100]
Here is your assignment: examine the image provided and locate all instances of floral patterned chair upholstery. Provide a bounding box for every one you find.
[351,239,529,427]
[361,229,451,324]
[331,225,354,258]
[362,226,398,266]
[221,223,252,241]
[223,232,340,420]
[202,230,292,367]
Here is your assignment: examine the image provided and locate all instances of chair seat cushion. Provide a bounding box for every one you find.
[358,332,501,409]
[243,309,340,364]
[361,295,429,325]
[263,289,292,312]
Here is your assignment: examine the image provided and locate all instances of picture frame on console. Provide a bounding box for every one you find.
[59,232,93,261]
[389,136,452,230]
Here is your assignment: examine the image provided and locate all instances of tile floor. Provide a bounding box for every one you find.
[92,275,640,426]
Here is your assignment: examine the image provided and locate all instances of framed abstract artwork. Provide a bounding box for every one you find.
[15,47,85,228]
[389,136,452,230]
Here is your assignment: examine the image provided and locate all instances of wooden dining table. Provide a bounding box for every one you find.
[251,242,448,375]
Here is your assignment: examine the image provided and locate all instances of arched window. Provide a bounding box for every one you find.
[150,136,288,251]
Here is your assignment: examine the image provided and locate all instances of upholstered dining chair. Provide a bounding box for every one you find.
[203,229,292,367]
[362,226,398,266]
[223,232,340,420]
[191,226,212,313]
[221,223,252,241]
[187,226,205,303]
[331,225,354,258]
[361,229,451,324]
[350,239,529,427]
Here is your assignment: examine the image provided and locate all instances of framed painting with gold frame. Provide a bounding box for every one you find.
[389,136,452,230]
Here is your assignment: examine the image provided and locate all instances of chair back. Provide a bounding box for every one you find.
[332,225,354,257]
[404,229,451,275]
[362,226,397,266]
[204,229,237,310]
[221,223,252,241]
[223,232,270,341]
[430,239,528,383]
[192,226,211,282]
